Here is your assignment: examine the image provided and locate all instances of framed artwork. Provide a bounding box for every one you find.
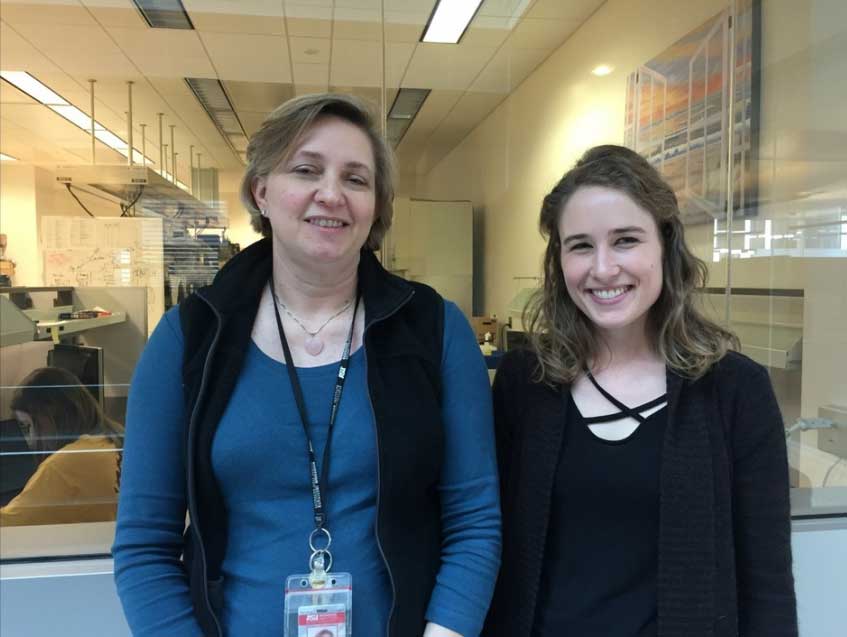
[624,0,761,223]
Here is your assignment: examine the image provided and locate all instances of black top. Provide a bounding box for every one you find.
[484,349,797,637]
[533,394,667,636]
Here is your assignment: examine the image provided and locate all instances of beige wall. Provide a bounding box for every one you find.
[416,0,847,418]
[417,0,729,318]
[1,164,40,286]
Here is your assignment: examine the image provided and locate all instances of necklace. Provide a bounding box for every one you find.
[272,289,353,356]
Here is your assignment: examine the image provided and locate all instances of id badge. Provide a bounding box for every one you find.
[284,572,352,637]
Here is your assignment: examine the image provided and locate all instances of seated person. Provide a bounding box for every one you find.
[0,367,123,526]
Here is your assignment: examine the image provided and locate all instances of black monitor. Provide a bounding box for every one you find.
[0,418,37,506]
[47,344,105,409]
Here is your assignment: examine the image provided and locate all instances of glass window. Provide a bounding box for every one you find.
[1,0,844,568]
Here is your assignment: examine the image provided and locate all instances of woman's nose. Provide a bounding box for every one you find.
[314,176,343,207]
[591,248,621,279]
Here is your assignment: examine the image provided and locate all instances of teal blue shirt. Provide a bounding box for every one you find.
[114,301,500,636]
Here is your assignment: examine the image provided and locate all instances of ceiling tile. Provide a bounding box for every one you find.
[81,1,149,29]
[225,82,294,113]
[0,2,99,27]
[333,7,381,41]
[461,16,512,48]
[509,18,580,50]
[402,43,496,91]
[289,36,331,64]
[330,39,381,87]
[335,0,382,9]
[286,3,332,37]
[526,0,604,21]
[200,32,292,82]
[292,63,329,88]
[385,41,416,88]
[10,22,138,77]
[478,0,530,18]
[384,10,427,42]
[470,43,550,93]
[104,26,216,78]
[294,83,329,96]
[237,110,271,137]
[0,23,64,74]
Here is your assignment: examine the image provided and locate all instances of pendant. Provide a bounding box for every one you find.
[304,335,324,356]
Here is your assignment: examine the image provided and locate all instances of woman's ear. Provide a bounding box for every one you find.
[252,176,267,212]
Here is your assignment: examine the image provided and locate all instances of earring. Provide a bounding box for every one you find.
[260,208,267,217]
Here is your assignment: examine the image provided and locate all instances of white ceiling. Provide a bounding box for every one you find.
[0,0,604,181]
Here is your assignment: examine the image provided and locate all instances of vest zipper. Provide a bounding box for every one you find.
[362,288,415,637]
[187,291,225,637]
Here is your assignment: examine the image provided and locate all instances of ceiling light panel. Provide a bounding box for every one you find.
[133,0,194,30]
[0,71,68,106]
[185,77,247,163]
[387,88,430,147]
[0,153,18,161]
[422,0,485,44]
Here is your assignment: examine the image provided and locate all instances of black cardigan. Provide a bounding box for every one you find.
[484,349,797,637]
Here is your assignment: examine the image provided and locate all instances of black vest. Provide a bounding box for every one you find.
[178,239,445,636]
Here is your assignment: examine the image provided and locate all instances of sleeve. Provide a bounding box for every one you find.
[424,302,502,637]
[111,307,205,636]
[730,361,798,636]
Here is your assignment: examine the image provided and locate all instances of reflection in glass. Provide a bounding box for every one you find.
[0,367,123,526]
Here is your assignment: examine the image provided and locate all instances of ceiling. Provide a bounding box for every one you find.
[0,0,604,185]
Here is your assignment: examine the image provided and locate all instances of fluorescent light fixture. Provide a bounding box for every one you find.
[132,0,194,30]
[3,72,155,166]
[0,153,18,161]
[95,129,129,151]
[186,78,247,163]
[422,0,484,44]
[49,104,94,131]
[1,71,68,105]
[386,88,430,147]
[591,65,614,76]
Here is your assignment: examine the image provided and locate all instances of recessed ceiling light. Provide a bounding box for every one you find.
[132,0,194,30]
[0,153,18,161]
[422,0,484,44]
[592,65,614,76]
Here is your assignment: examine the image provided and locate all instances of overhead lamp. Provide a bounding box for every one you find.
[0,71,153,165]
[132,0,194,30]
[0,71,68,105]
[386,88,430,147]
[421,0,484,44]
[0,153,18,161]
[591,65,614,76]
[186,78,247,163]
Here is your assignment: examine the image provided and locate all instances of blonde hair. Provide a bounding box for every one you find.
[525,145,739,385]
[239,93,395,251]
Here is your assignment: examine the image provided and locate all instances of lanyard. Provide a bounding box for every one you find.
[270,275,360,532]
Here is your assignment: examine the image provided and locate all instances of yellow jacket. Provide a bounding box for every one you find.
[0,435,120,526]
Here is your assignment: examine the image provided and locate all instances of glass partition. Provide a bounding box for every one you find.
[1,0,844,565]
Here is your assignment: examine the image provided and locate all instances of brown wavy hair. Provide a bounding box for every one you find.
[525,145,738,385]
[12,367,123,466]
[239,92,395,251]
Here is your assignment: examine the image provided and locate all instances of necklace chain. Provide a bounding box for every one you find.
[273,293,352,338]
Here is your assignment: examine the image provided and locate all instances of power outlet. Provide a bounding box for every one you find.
[817,405,847,459]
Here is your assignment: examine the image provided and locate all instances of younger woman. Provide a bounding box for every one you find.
[485,145,797,636]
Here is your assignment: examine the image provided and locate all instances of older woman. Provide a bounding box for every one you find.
[113,94,500,637]
[485,145,797,636]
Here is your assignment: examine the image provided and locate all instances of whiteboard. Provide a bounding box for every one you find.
[41,217,164,336]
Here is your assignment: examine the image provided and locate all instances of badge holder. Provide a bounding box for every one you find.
[284,528,352,637]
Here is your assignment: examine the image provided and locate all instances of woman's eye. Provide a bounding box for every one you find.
[615,236,639,246]
[347,175,369,187]
[293,165,318,175]
[569,242,592,252]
